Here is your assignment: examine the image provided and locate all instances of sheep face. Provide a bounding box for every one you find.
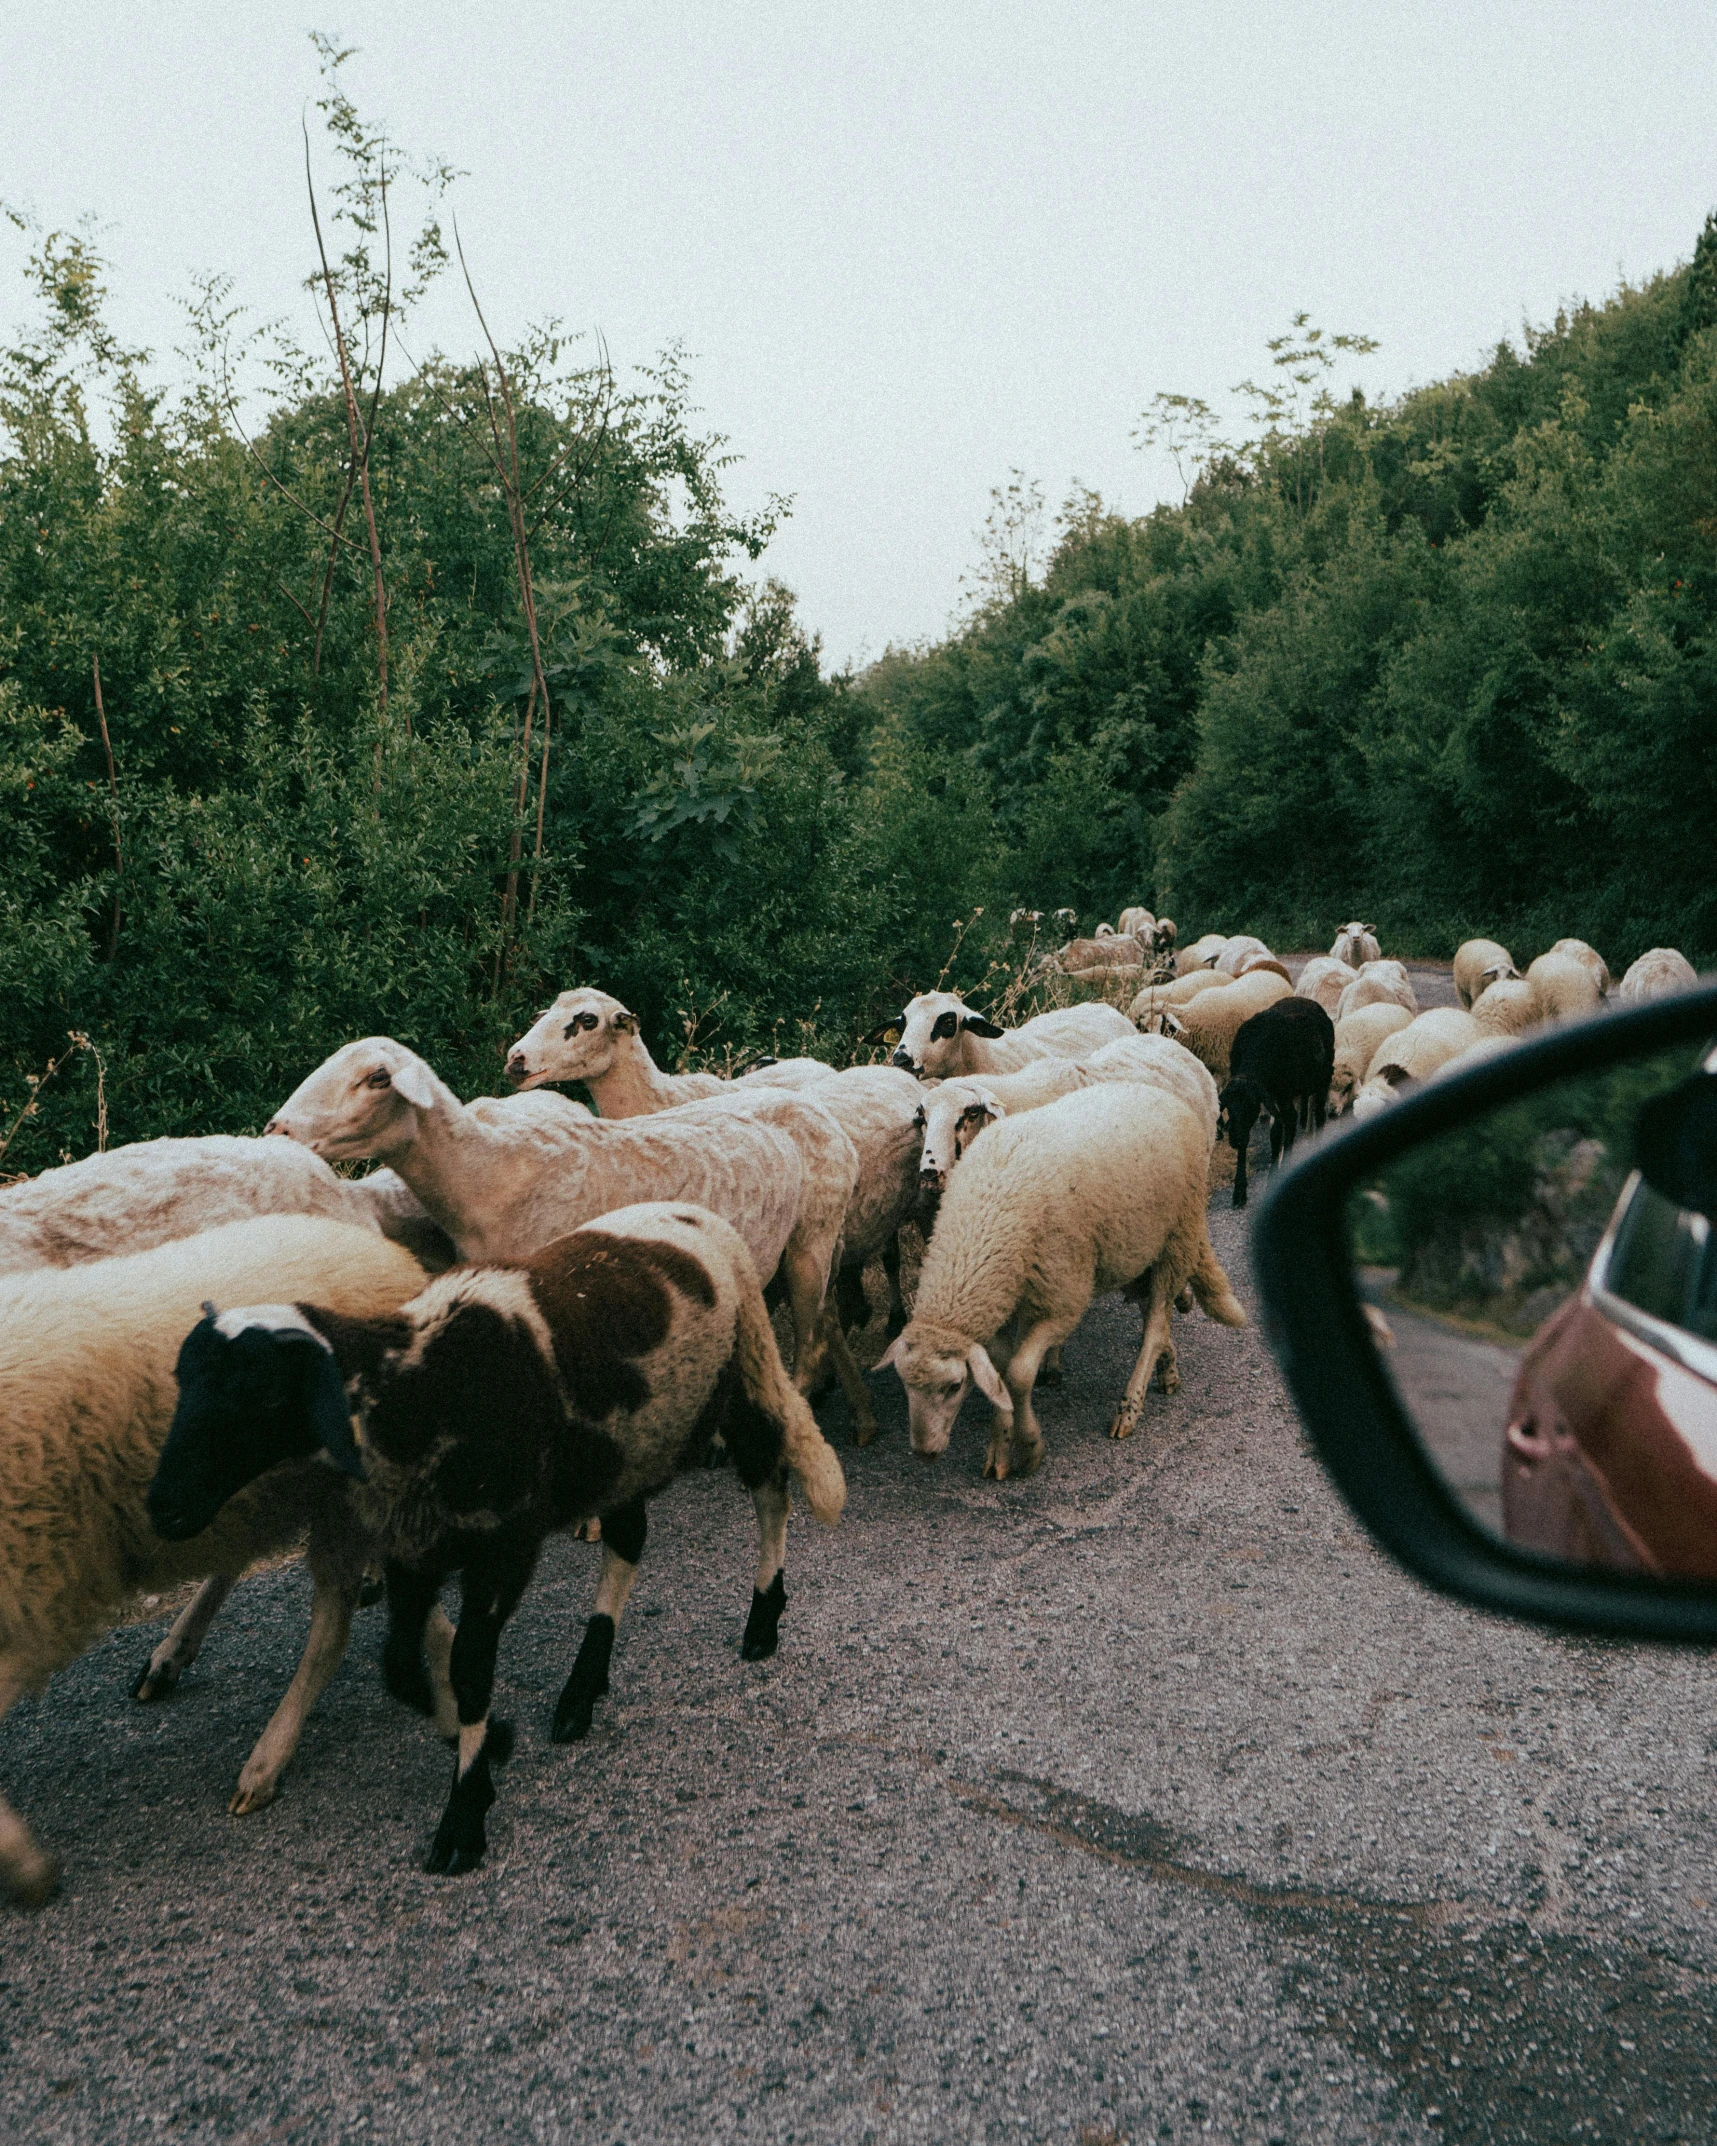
[266,1039,437,1161]
[507,988,636,1090]
[880,1325,1011,1457]
[881,992,1005,1078]
[916,1085,1004,1202]
[149,1307,364,1542]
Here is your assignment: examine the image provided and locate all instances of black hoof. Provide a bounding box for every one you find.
[741,1571,786,1661]
[551,1688,599,1743]
[1037,1364,1064,1389]
[132,1656,180,1703]
[383,1647,435,1717]
[358,1576,386,1609]
[553,1615,615,1743]
[424,1825,486,1876]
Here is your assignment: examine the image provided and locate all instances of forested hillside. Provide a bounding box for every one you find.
[857,222,1717,964]
[3,64,1713,1167]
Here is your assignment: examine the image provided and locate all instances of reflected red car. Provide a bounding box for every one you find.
[1503,1172,1717,1580]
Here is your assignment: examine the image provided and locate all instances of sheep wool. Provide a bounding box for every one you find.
[1145,970,1291,1085]
[1471,977,1543,1040]
[1525,952,1603,1022]
[0,1134,381,1277]
[0,1214,427,1908]
[1452,939,1521,1010]
[888,1085,1245,1480]
[1328,1004,1414,1114]
[1617,949,1699,1004]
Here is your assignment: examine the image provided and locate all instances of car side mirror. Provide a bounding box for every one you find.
[1252,978,1717,1640]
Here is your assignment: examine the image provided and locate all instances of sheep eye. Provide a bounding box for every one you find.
[581,1013,600,1030]
[930,1012,959,1040]
[365,1070,392,1090]
[942,1380,963,1398]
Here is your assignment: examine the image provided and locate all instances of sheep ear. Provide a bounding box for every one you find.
[1163,1012,1185,1039]
[967,1344,1012,1420]
[878,1332,907,1372]
[960,1015,1004,1038]
[389,1055,436,1111]
[864,1019,904,1047]
[302,1341,366,1479]
[611,1006,639,1034]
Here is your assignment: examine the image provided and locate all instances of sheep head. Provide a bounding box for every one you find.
[879,1322,1011,1458]
[887,991,1005,1077]
[508,987,637,1089]
[266,1038,441,1162]
[149,1304,370,1542]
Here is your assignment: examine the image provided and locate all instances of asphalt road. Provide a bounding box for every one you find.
[5,1180,1717,2146]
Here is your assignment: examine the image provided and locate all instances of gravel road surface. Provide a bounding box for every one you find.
[7,1084,1717,2143]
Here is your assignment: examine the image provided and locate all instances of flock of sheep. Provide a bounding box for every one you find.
[0,915,1700,1905]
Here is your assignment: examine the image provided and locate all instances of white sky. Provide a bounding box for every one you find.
[4,4,1715,669]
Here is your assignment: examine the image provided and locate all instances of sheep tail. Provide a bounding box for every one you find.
[733,1273,847,1526]
[1189,1227,1248,1328]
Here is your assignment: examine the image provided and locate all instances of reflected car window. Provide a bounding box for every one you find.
[1603,1179,1717,1344]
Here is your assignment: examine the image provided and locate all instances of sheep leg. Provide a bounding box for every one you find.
[985,1316,1067,1480]
[781,1243,832,1395]
[0,1667,58,1910]
[1231,1127,1249,1209]
[820,1306,880,1446]
[1109,1273,1175,1441]
[229,1563,361,1816]
[424,1545,533,1878]
[881,1233,907,1339]
[1038,1343,1065,1389]
[741,1470,792,1661]
[553,1498,646,1744]
[133,1572,236,1701]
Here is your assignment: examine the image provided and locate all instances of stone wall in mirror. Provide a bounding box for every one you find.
[1348,1045,1717,1579]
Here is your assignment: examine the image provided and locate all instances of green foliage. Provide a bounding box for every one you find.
[5,74,1715,1178]
[856,259,1717,965]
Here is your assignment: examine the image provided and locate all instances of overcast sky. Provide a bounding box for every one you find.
[5,4,1715,668]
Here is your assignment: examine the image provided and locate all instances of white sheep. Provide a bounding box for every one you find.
[1117,906,1155,942]
[1330,922,1381,967]
[1327,1003,1414,1115]
[914,1060,1092,1201]
[1617,948,1699,1004]
[1294,957,1358,1018]
[1547,938,1612,997]
[1335,964,1418,1021]
[1213,934,1273,977]
[0,1214,433,1908]
[1452,938,1521,1010]
[1136,969,1291,1085]
[1470,976,1543,1040]
[1525,951,1603,1022]
[1128,968,1230,1026]
[265,1038,857,1406]
[1081,1033,1221,1140]
[1175,933,1230,976]
[0,1135,380,1276]
[1351,1009,1483,1116]
[506,1000,922,1443]
[881,1086,1247,1478]
[914,1036,1219,1202]
[873,991,1133,1080]
[506,987,827,1111]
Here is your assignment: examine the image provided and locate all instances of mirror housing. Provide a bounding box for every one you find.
[1252,977,1717,1642]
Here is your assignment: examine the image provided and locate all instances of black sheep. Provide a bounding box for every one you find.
[1218,997,1336,1208]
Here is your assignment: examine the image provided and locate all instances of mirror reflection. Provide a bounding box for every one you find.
[1350,1045,1717,1578]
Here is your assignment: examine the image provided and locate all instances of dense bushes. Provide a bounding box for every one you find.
[4,89,1713,1173]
